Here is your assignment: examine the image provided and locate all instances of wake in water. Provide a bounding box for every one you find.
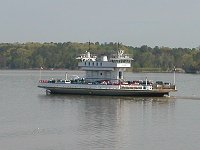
[171,96,200,100]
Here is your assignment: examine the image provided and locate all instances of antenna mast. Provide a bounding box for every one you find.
[173,66,176,85]
[89,41,91,51]
[117,42,120,51]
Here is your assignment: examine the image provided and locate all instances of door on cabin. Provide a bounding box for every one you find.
[119,71,123,79]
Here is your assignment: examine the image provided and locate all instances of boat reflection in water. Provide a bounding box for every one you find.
[38,94,175,149]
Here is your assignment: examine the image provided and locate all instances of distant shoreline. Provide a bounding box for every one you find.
[0,68,192,74]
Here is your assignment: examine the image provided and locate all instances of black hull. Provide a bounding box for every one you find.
[45,87,170,97]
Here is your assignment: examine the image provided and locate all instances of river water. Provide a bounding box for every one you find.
[0,70,200,150]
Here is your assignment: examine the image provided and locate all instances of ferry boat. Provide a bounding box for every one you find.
[38,49,177,97]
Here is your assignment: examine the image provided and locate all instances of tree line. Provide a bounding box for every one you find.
[0,42,200,73]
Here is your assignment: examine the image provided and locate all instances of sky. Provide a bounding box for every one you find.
[0,0,200,48]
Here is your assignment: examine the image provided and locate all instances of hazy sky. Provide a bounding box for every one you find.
[0,0,199,48]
